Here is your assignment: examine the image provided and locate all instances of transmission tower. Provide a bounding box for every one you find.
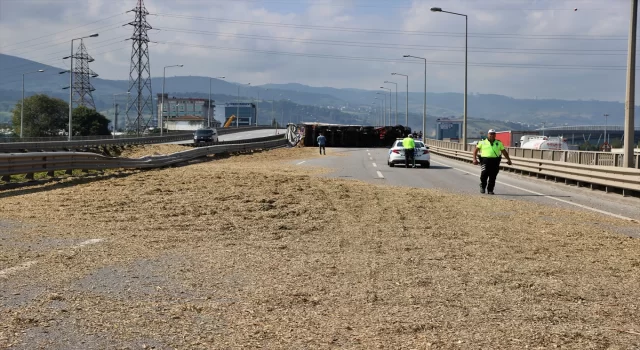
[71,40,97,109]
[125,0,154,135]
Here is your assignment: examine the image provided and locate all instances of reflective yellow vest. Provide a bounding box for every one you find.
[402,137,415,149]
[477,139,505,158]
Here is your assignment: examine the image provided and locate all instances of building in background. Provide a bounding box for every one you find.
[436,118,462,141]
[156,94,219,130]
[223,102,256,126]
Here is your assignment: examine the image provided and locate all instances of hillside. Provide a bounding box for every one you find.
[2,53,639,129]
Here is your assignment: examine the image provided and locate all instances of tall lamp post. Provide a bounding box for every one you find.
[391,73,409,127]
[380,87,392,126]
[112,92,130,139]
[209,76,225,128]
[431,7,468,145]
[62,33,98,141]
[376,92,386,126]
[403,55,427,141]
[20,69,45,138]
[161,64,183,136]
[237,83,250,127]
[384,81,398,125]
[374,97,380,126]
[623,0,637,168]
[603,113,609,145]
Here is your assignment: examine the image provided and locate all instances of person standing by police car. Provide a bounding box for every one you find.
[473,129,512,194]
[402,134,416,168]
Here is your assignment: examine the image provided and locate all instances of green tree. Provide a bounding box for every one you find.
[11,94,68,137]
[72,106,111,136]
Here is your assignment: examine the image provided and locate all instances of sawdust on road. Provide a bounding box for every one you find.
[0,146,639,349]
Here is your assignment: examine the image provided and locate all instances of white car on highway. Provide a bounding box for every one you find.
[387,139,431,168]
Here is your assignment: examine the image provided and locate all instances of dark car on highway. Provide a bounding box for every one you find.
[193,128,218,144]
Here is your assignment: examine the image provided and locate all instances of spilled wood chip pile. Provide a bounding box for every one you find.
[118,144,191,158]
[0,147,639,349]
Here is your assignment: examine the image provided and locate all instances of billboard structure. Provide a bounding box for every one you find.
[436,118,463,141]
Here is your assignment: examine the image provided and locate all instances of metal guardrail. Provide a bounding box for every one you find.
[425,140,640,169]
[0,126,273,153]
[424,139,640,196]
[0,136,287,181]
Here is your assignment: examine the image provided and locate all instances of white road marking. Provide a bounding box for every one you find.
[1,238,105,279]
[376,171,384,178]
[369,157,373,161]
[73,238,104,248]
[296,161,306,165]
[0,261,37,278]
[367,153,371,156]
[372,163,377,167]
[431,160,637,222]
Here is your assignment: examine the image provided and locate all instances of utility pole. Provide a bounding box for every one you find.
[384,81,398,125]
[126,0,154,136]
[623,0,637,167]
[603,114,609,145]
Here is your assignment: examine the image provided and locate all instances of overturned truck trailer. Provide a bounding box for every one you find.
[302,123,412,148]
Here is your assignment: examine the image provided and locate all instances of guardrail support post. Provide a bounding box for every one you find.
[65,169,73,175]
[47,171,55,177]
[594,153,600,166]
[25,172,34,181]
[1,175,9,182]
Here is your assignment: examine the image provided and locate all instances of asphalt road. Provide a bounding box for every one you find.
[164,129,286,145]
[296,147,640,233]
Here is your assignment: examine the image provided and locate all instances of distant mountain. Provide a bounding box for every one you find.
[1,53,639,129]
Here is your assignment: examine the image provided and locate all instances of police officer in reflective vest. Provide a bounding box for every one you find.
[473,129,513,194]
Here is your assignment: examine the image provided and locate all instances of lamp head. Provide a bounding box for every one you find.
[37,69,44,72]
[403,55,410,58]
[431,7,442,12]
[178,64,184,67]
[89,33,99,37]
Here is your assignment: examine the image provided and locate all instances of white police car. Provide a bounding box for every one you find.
[387,139,431,168]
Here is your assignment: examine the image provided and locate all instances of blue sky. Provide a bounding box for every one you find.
[0,0,636,102]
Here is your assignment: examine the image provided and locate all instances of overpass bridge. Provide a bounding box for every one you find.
[537,125,640,144]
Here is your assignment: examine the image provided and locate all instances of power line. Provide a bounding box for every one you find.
[154,40,633,71]
[0,23,126,57]
[0,44,154,88]
[155,26,628,56]
[0,12,127,49]
[0,37,130,75]
[151,13,628,40]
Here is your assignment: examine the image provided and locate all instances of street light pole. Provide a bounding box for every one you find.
[208,76,225,128]
[377,92,386,126]
[392,73,409,126]
[380,87,392,126]
[384,81,398,125]
[63,33,98,141]
[236,83,250,128]
[404,55,427,141]
[112,92,130,139]
[431,7,468,145]
[21,69,44,138]
[603,114,609,145]
[161,64,183,136]
[623,0,637,167]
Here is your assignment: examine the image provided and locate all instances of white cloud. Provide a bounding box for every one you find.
[0,0,635,101]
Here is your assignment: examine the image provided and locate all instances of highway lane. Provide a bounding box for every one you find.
[164,128,286,145]
[297,147,640,228]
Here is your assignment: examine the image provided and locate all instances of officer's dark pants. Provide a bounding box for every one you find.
[319,145,326,154]
[404,148,415,167]
[480,157,501,191]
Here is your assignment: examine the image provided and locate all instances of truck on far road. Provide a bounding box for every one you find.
[519,135,569,150]
[494,130,539,147]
